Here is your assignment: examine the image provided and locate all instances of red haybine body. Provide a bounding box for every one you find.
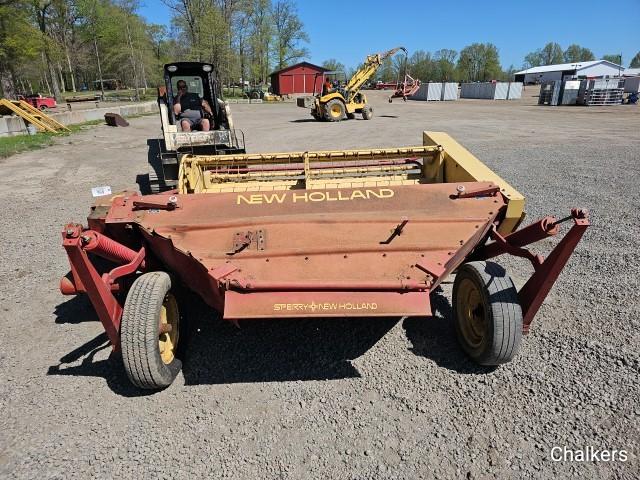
[59,132,589,388]
[62,186,588,346]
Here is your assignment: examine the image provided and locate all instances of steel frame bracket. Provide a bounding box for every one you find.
[61,225,147,348]
[518,210,590,331]
[472,209,590,332]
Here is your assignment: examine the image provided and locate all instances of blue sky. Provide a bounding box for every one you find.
[138,0,640,69]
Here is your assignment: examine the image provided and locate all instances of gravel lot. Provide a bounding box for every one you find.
[1,89,638,479]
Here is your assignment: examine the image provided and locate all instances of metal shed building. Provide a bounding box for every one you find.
[514,60,623,84]
[270,62,328,96]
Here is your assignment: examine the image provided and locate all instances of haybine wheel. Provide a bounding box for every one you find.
[121,272,182,389]
[452,261,522,366]
[324,99,345,121]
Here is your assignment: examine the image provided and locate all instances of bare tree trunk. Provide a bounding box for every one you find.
[65,47,76,92]
[0,67,16,99]
[124,20,140,101]
[36,4,62,101]
[41,52,52,94]
[139,56,148,89]
[43,73,51,95]
[45,52,62,99]
[94,37,104,97]
[58,62,66,92]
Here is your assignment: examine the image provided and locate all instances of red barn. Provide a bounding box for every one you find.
[270,62,329,96]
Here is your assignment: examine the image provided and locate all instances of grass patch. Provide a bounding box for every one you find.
[0,133,58,158]
[0,111,157,158]
[67,119,105,133]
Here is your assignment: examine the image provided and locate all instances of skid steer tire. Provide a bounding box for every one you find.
[361,105,373,120]
[324,99,345,121]
[452,261,522,366]
[121,272,182,389]
[147,139,164,194]
[147,139,177,194]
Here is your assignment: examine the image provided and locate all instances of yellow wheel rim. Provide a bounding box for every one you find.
[456,278,486,348]
[330,103,342,118]
[158,293,179,364]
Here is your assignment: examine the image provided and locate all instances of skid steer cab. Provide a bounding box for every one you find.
[147,62,246,193]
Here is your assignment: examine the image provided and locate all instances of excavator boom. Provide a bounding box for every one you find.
[345,46,407,101]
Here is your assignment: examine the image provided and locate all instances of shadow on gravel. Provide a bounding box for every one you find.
[181,295,399,385]
[48,293,399,393]
[403,289,496,375]
[46,332,159,397]
[378,115,399,118]
[54,295,99,324]
[289,119,318,123]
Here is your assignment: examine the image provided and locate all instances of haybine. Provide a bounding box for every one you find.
[60,131,589,389]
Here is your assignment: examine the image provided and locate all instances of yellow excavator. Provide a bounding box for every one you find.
[297,46,407,121]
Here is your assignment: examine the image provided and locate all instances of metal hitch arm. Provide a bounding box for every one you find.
[473,209,590,332]
[61,224,146,348]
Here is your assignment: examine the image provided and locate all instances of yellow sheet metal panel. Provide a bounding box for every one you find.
[423,131,525,234]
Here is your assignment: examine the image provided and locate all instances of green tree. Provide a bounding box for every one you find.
[0,0,41,97]
[248,0,272,84]
[540,42,564,64]
[30,0,65,100]
[630,52,640,68]
[375,57,395,83]
[523,50,543,68]
[433,49,456,81]
[563,44,595,63]
[457,43,502,81]
[407,50,433,81]
[524,42,564,67]
[602,54,622,65]
[271,0,308,70]
[321,59,345,72]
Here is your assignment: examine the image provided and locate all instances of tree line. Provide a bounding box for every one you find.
[2,2,638,102]
[523,42,640,69]
[325,43,513,84]
[325,42,640,85]
[0,0,309,100]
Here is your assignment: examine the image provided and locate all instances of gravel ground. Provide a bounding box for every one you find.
[0,90,638,479]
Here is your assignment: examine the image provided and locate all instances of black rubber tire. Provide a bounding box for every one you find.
[452,261,522,366]
[362,104,373,120]
[147,139,164,194]
[250,91,260,99]
[346,112,356,120]
[147,139,176,194]
[324,99,345,121]
[121,272,182,389]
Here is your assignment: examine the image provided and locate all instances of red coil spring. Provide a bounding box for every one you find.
[82,231,138,265]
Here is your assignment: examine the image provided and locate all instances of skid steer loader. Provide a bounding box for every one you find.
[147,62,246,193]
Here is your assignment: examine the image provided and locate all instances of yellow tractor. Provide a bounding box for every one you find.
[297,47,407,121]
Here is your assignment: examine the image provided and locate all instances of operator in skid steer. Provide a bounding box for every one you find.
[173,80,213,132]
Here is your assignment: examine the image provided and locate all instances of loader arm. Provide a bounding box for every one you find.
[345,46,407,102]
